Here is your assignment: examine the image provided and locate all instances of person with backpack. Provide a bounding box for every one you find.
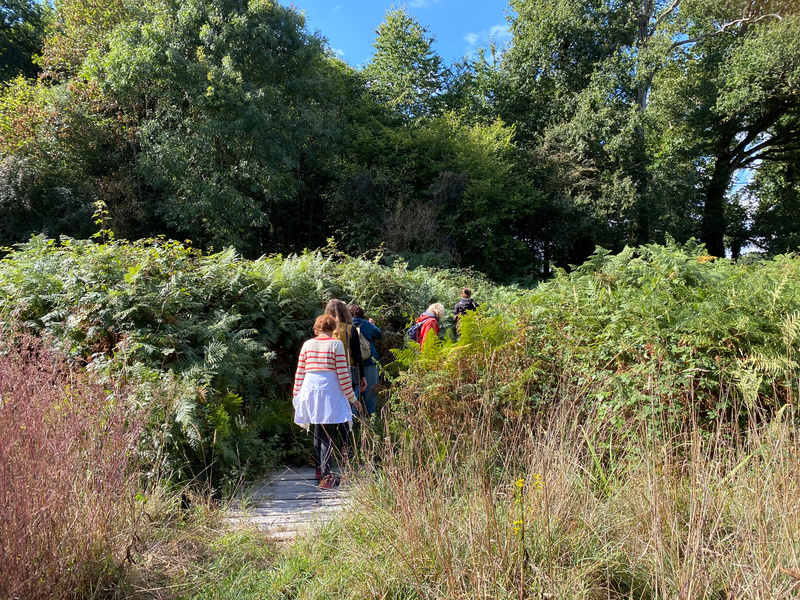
[324,299,367,461]
[409,303,444,349]
[453,288,479,334]
[323,299,368,404]
[292,314,362,489]
[349,304,383,416]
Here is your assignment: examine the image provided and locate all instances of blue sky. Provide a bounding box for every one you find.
[285,1,512,68]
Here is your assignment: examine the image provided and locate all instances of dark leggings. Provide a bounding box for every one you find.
[313,423,340,477]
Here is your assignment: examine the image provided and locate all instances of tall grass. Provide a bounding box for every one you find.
[252,394,800,600]
[0,335,142,599]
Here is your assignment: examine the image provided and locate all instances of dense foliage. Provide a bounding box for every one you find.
[0,235,504,480]
[396,240,800,435]
[0,0,50,81]
[4,236,799,485]
[97,241,800,600]
[3,236,800,598]
[2,0,799,280]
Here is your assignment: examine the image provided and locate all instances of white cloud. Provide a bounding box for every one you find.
[332,47,345,58]
[488,25,510,41]
[334,5,341,11]
[409,0,443,8]
[464,24,511,50]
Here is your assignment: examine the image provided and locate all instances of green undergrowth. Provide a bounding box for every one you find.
[133,240,800,599]
[0,235,516,484]
[394,240,800,438]
[7,237,800,598]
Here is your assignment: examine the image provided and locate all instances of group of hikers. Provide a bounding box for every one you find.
[292,289,479,489]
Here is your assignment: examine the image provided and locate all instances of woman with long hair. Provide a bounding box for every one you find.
[323,299,367,400]
[324,299,368,460]
[293,314,362,488]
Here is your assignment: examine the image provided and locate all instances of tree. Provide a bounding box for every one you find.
[92,0,344,254]
[748,152,800,255]
[651,1,800,257]
[500,0,652,266]
[0,0,51,81]
[0,71,135,248]
[501,0,800,261]
[363,8,444,122]
[439,46,503,125]
[39,0,128,80]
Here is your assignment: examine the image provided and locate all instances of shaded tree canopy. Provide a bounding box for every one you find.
[0,0,50,81]
[1,0,800,280]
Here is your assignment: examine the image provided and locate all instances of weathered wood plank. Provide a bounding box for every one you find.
[262,479,320,488]
[266,468,317,482]
[233,510,341,525]
[233,499,346,515]
[229,465,353,541]
[250,490,342,501]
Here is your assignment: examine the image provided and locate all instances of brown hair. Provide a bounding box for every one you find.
[323,299,352,338]
[348,304,365,319]
[462,288,472,298]
[313,314,336,335]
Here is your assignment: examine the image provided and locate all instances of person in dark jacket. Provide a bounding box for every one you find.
[349,304,383,416]
[324,299,368,462]
[453,288,479,333]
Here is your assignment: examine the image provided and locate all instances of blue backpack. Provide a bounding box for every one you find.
[407,316,434,343]
[407,321,423,342]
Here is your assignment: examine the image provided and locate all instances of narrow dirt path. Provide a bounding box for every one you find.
[229,467,350,540]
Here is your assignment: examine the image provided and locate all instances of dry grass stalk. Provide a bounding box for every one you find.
[327,394,800,599]
[0,335,142,599]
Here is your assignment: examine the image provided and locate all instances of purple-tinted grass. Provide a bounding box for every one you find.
[0,335,142,599]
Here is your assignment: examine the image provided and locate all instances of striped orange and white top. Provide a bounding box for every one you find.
[293,336,356,404]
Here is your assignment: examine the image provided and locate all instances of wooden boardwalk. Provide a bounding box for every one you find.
[229,466,350,540]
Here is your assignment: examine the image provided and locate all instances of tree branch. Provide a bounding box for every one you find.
[651,0,682,36]
[741,144,800,166]
[670,13,783,50]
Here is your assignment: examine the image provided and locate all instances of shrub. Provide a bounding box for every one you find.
[0,236,512,480]
[394,240,800,437]
[0,335,142,599]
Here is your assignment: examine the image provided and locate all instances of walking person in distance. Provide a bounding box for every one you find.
[412,302,444,349]
[453,288,479,334]
[349,304,383,416]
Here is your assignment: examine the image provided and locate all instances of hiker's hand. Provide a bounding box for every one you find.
[368,318,375,324]
[359,377,367,392]
[353,400,363,414]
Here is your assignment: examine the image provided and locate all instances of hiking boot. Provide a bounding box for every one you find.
[318,475,338,490]
[315,467,321,480]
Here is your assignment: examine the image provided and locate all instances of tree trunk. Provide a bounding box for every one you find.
[631,0,655,247]
[701,154,732,258]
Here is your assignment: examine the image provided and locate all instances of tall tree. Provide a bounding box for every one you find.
[363,8,443,122]
[92,0,343,254]
[501,0,800,260]
[651,0,800,257]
